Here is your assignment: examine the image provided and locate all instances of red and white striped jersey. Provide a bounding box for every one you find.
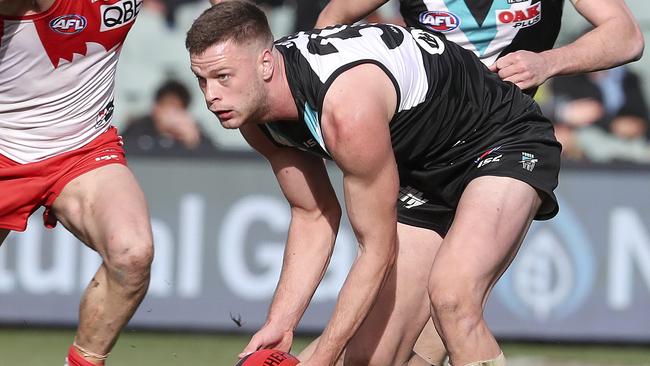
[0,0,142,163]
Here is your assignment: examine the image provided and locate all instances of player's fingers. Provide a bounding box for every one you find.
[493,53,518,69]
[488,62,498,72]
[239,339,262,358]
[503,75,527,88]
[515,79,537,90]
[497,65,520,80]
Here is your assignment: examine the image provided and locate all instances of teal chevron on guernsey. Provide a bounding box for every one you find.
[443,0,510,56]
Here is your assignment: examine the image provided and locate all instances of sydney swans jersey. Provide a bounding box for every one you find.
[0,0,142,163]
[399,0,564,65]
[265,24,547,167]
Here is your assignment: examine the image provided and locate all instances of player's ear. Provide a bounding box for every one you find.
[260,48,274,81]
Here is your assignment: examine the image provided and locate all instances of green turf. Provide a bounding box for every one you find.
[1,328,649,365]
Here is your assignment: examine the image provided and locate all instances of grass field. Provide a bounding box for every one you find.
[2,328,649,366]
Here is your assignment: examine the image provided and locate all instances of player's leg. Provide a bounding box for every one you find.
[301,321,446,366]
[52,164,153,365]
[427,176,540,366]
[344,223,443,366]
[298,337,343,366]
[409,317,447,365]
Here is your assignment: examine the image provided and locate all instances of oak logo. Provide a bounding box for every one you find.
[497,3,542,29]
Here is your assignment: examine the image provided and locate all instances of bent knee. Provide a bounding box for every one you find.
[429,288,482,323]
[105,236,154,280]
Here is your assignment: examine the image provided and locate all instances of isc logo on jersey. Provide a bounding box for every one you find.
[100,0,142,32]
[49,15,87,35]
[497,3,541,29]
[418,11,460,32]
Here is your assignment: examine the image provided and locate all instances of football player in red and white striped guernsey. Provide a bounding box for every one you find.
[0,1,152,365]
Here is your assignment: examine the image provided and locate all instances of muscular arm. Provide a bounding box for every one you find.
[315,0,388,28]
[491,0,644,90]
[545,0,644,74]
[240,125,342,353]
[306,64,399,365]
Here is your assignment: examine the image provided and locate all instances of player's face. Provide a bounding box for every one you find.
[190,40,268,130]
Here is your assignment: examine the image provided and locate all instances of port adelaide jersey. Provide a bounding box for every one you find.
[264,24,543,168]
[400,0,564,65]
[0,0,142,163]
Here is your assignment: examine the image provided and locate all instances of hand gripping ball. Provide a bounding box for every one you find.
[235,349,300,366]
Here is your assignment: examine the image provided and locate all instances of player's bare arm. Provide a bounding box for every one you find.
[239,124,342,357]
[553,0,644,71]
[0,0,54,15]
[491,0,644,90]
[302,64,399,366]
[315,0,388,28]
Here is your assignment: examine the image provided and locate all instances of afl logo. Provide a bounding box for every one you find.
[49,15,87,34]
[419,11,460,32]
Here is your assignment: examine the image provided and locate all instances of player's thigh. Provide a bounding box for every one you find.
[346,223,443,364]
[430,176,541,302]
[51,164,152,257]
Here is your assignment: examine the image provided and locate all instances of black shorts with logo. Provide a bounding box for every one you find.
[396,119,561,237]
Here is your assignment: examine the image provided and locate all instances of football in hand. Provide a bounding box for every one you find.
[235,349,300,366]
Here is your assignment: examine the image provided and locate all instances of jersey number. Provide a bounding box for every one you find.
[286,24,405,56]
[410,29,445,55]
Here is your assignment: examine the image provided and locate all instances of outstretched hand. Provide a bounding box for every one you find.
[238,323,294,359]
[489,50,553,91]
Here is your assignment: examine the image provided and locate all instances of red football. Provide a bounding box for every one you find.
[235,349,300,366]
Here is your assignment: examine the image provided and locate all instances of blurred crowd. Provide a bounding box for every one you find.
[541,66,650,164]
[116,0,650,164]
[538,27,650,164]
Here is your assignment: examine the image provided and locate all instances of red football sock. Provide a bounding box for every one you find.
[66,345,104,366]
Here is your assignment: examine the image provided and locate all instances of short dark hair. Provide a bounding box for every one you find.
[155,79,191,108]
[185,0,274,55]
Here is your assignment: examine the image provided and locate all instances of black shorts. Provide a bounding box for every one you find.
[396,121,561,237]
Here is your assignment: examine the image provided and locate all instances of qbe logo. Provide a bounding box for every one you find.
[49,15,87,35]
[100,0,142,32]
[418,11,460,32]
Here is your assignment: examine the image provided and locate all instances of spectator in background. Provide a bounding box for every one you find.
[144,0,200,28]
[208,0,330,34]
[293,0,329,32]
[552,66,649,139]
[549,66,650,164]
[122,80,219,157]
